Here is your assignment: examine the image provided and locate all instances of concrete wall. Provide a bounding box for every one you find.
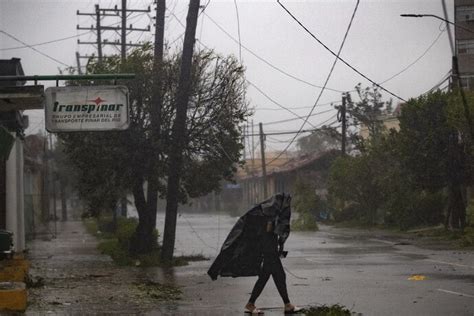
[5,137,25,252]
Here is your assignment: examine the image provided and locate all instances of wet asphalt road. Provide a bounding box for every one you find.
[25,213,474,315]
[153,213,474,316]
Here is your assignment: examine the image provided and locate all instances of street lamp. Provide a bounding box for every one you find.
[400,14,474,35]
[401,13,474,140]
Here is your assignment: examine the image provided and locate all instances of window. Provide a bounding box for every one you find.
[460,75,474,90]
[456,6,474,22]
[457,39,474,54]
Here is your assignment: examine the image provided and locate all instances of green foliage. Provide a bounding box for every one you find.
[297,126,341,155]
[133,281,182,301]
[83,218,99,236]
[61,45,249,220]
[86,217,205,266]
[301,304,353,316]
[328,154,383,225]
[346,84,393,148]
[467,197,474,225]
[328,90,470,229]
[292,178,320,231]
[397,92,453,190]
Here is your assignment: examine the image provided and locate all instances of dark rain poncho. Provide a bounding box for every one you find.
[207,193,291,280]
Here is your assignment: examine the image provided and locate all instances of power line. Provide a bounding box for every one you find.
[268,0,360,164]
[245,115,338,137]
[202,12,345,93]
[257,107,336,126]
[169,8,328,128]
[0,30,72,68]
[421,70,451,95]
[0,31,93,51]
[380,29,446,84]
[246,80,317,128]
[276,0,406,103]
[256,100,339,111]
[0,15,138,52]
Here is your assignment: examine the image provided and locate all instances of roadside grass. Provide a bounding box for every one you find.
[133,280,182,301]
[83,216,208,267]
[301,304,355,316]
[410,225,474,248]
[292,213,319,231]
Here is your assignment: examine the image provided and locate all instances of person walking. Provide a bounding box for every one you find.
[208,193,300,314]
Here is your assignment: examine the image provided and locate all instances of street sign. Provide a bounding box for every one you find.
[45,86,129,132]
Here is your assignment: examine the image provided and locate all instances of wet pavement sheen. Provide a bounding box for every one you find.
[25,214,474,315]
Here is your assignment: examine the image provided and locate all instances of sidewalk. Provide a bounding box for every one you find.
[25,220,300,316]
[26,220,177,315]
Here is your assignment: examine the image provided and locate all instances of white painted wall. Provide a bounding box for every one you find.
[5,136,25,252]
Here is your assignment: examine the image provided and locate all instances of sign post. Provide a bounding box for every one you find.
[45,85,130,132]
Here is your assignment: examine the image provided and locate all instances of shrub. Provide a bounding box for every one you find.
[292,177,320,231]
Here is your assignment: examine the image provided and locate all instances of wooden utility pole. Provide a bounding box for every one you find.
[121,0,127,62]
[76,2,150,62]
[48,133,57,236]
[341,93,347,155]
[96,4,103,62]
[161,0,201,262]
[75,52,82,74]
[259,122,267,199]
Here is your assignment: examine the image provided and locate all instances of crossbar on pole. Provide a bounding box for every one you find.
[0,74,135,82]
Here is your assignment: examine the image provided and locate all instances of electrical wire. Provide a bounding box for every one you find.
[180,213,218,251]
[203,12,345,93]
[199,0,212,16]
[0,31,93,51]
[268,0,360,165]
[380,29,446,84]
[0,30,72,67]
[258,108,336,126]
[421,70,451,95]
[246,80,317,128]
[256,100,339,111]
[169,9,330,128]
[276,0,406,103]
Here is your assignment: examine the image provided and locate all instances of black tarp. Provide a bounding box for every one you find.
[208,193,291,280]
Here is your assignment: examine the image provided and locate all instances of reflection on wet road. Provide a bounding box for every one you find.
[137,212,474,316]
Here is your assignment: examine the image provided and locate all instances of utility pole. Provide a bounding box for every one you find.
[259,122,267,199]
[242,124,246,161]
[161,0,201,263]
[251,119,255,170]
[96,4,103,62]
[76,2,151,62]
[341,93,347,155]
[75,52,82,74]
[121,0,127,62]
[48,133,57,237]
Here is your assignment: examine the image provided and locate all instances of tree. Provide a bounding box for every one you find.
[328,153,383,224]
[398,91,471,229]
[292,177,320,231]
[346,84,393,150]
[60,45,249,254]
[296,126,340,155]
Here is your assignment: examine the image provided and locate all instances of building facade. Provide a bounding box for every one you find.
[455,0,474,89]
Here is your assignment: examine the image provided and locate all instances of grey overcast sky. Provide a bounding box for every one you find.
[0,0,454,153]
